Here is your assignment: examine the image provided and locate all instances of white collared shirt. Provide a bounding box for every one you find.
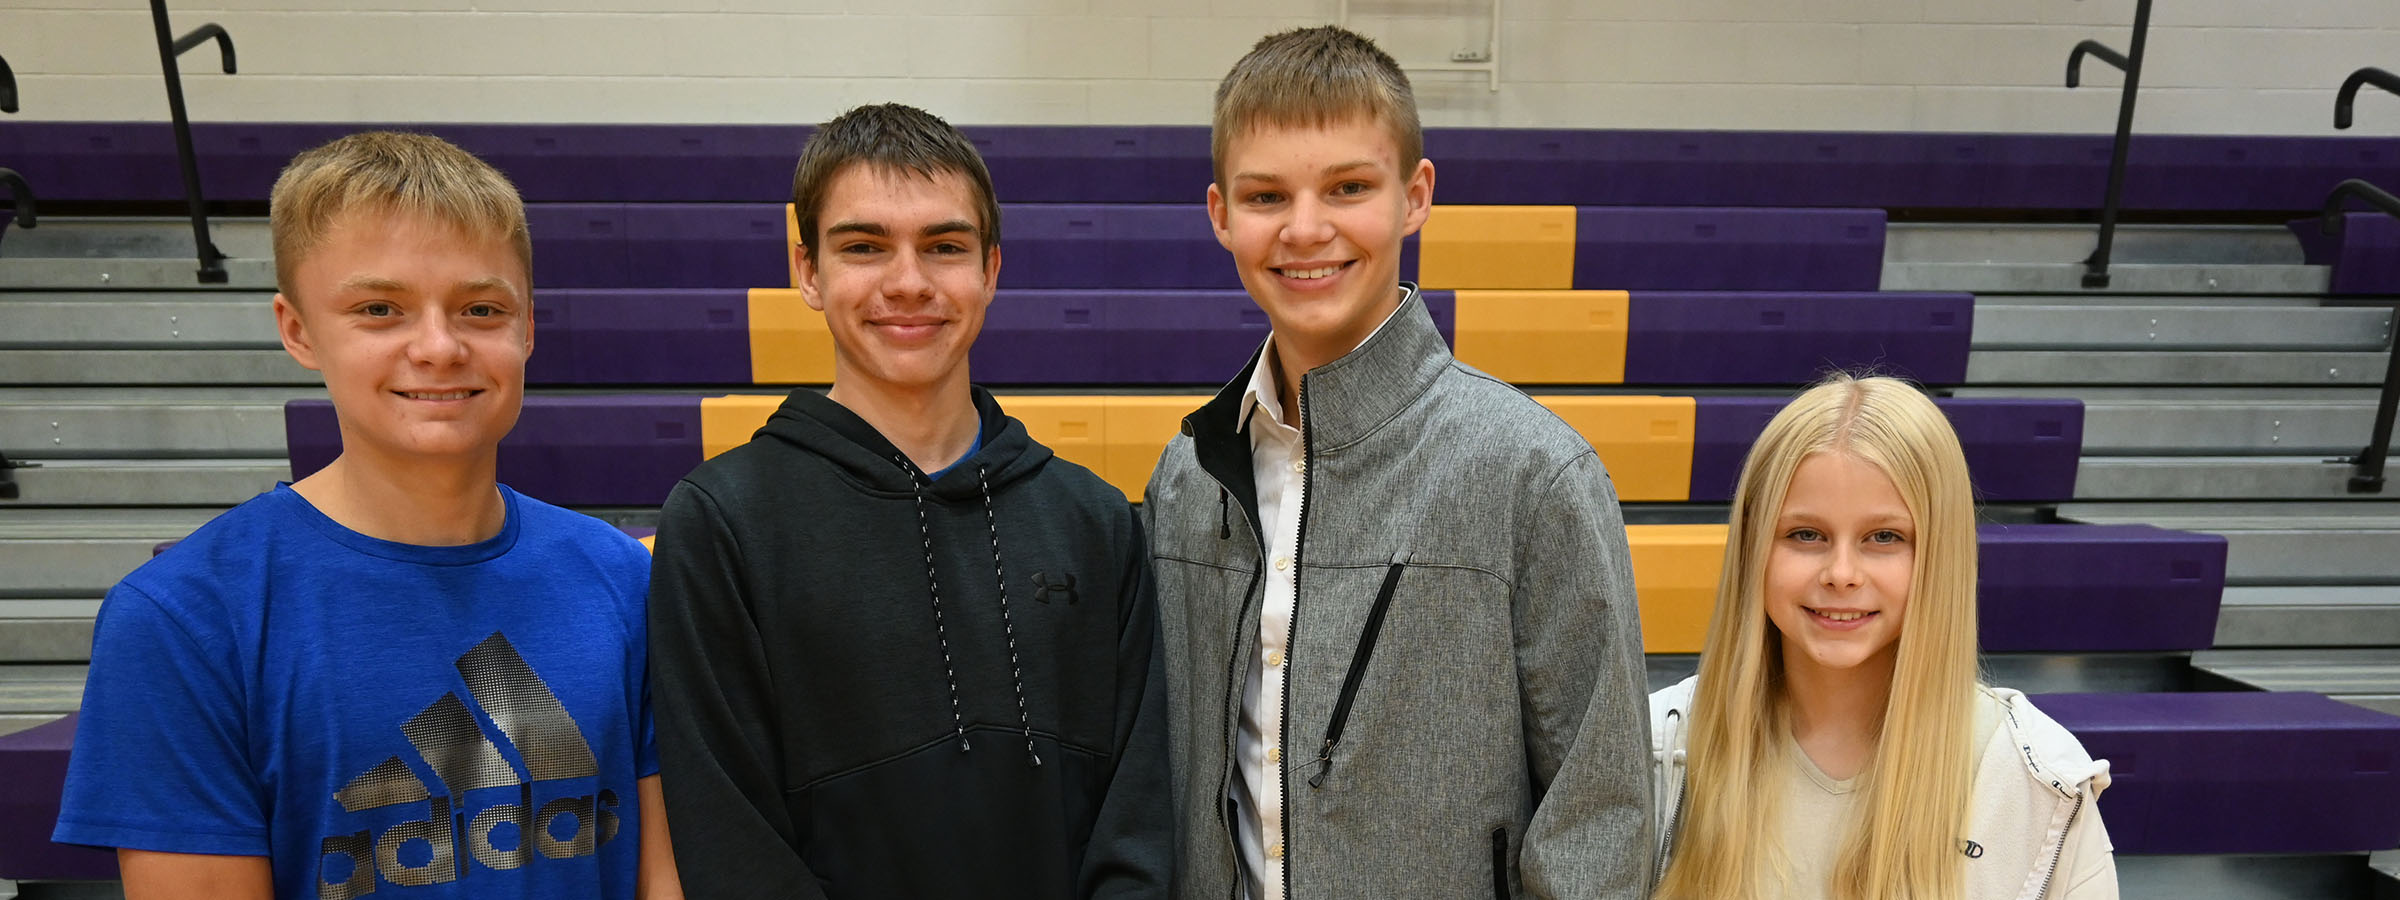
[1230,298,1406,900]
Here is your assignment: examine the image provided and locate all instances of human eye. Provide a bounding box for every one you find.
[1246,190,1284,206]
[1784,527,1823,543]
[462,303,500,318]
[358,301,398,318]
[1869,529,1909,545]
[1334,180,1372,196]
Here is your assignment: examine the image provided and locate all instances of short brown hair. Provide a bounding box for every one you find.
[268,131,531,298]
[1211,25,1423,185]
[790,103,1001,265]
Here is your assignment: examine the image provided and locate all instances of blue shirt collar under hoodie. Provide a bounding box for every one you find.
[755,386,1049,766]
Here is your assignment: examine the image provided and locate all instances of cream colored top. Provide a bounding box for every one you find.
[1769,693,2012,900]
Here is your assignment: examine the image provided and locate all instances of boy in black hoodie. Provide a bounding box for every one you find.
[646,103,1171,899]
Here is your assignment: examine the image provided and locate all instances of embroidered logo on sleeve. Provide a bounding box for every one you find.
[315,632,620,899]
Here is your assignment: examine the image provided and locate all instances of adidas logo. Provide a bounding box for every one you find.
[317,633,621,899]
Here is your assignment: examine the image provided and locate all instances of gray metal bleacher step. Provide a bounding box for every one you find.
[2056,501,2400,586]
[2214,586,2400,648]
[2073,456,2371,500]
[0,509,229,598]
[3,460,286,506]
[0,387,317,459]
[2191,648,2400,716]
[0,292,280,348]
[0,600,101,664]
[0,218,275,291]
[1966,350,2390,386]
[1954,386,2397,456]
[1968,304,2391,351]
[1883,223,2335,295]
[0,349,314,386]
[0,664,90,719]
[1886,223,2310,266]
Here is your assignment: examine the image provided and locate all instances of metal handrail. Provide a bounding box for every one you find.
[148,0,236,284]
[0,168,34,229]
[1,53,16,114]
[2062,0,2153,290]
[2321,179,2400,493]
[2336,67,2400,130]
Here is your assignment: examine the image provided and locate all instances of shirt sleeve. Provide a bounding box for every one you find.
[1510,451,1655,899]
[52,581,268,856]
[647,480,831,899]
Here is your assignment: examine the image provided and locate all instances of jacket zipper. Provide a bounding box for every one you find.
[1199,485,1264,900]
[1280,378,1315,898]
[1308,561,1405,788]
[2029,794,2084,899]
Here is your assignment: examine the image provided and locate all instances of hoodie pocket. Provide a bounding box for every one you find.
[1308,562,1406,789]
[1490,826,1510,899]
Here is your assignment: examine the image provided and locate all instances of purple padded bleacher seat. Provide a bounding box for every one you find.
[9,123,2395,209]
[1622,292,1971,384]
[1688,396,2083,503]
[285,396,703,507]
[2037,692,2400,854]
[529,290,753,385]
[0,715,120,882]
[2290,211,2400,296]
[1573,208,1886,292]
[1979,524,2226,652]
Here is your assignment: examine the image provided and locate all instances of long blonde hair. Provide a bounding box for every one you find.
[1656,374,1982,900]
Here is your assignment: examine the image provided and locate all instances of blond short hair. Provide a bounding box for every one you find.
[1210,25,1423,185]
[269,131,531,298]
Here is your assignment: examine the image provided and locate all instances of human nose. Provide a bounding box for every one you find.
[1281,193,1335,247]
[407,313,468,367]
[882,248,934,301]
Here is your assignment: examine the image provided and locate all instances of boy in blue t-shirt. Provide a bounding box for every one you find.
[53,132,680,899]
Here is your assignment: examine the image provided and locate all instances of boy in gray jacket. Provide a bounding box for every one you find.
[1143,25,1653,900]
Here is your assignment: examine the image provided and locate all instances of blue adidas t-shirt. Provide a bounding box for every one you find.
[54,484,658,900]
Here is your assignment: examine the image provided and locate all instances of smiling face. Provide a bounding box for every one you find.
[795,163,997,401]
[1207,114,1433,370]
[274,209,532,468]
[1764,451,1917,681]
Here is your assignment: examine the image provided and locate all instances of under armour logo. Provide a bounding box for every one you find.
[1031,572,1079,605]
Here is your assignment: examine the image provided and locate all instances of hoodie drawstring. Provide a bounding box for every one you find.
[978,464,1041,768]
[903,454,973,754]
[900,454,1042,768]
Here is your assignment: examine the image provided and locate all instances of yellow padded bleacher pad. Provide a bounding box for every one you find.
[1538,395,1696,502]
[701,394,784,459]
[1416,205,1577,290]
[696,392,1197,502]
[1451,290,1629,384]
[747,288,836,385]
[699,393,1691,504]
[639,534,656,552]
[786,203,803,289]
[1626,523,1727,654]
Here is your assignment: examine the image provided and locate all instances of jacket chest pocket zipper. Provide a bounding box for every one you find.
[1490,826,1510,899]
[1309,562,1406,789]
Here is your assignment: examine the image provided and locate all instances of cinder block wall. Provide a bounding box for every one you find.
[7,0,2398,134]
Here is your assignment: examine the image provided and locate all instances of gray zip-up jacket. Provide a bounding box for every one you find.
[1144,286,1654,899]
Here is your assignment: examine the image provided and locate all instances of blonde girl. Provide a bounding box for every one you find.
[1650,375,2117,900]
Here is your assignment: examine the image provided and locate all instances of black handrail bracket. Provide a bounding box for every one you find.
[2337,67,2400,130]
[2063,0,2154,290]
[148,0,236,284]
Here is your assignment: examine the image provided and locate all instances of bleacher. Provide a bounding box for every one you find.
[4,120,2400,897]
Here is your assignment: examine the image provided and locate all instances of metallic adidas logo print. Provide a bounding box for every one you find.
[317,633,621,899]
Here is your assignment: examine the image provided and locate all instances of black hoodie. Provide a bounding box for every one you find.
[648,387,1171,899]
